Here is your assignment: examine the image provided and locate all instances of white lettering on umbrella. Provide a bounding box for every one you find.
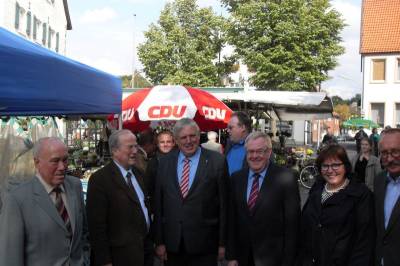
[122,108,135,121]
[148,105,187,119]
[202,106,226,120]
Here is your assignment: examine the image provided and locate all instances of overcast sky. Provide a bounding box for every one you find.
[67,0,362,99]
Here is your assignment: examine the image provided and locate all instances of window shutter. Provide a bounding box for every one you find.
[26,11,32,36]
[372,59,385,81]
[33,16,37,39]
[56,32,60,52]
[42,23,47,45]
[15,3,20,29]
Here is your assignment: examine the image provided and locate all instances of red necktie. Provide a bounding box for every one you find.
[53,187,72,235]
[180,158,190,198]
[248,174,260,211]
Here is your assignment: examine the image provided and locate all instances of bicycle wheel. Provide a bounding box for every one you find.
[300,165,318,189]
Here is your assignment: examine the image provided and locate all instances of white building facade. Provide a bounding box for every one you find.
[362,54,400,128]
[0,0,72,55]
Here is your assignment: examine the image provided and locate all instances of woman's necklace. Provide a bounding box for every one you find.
[324,178,349,193]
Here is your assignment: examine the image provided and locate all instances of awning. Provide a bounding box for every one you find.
[0,27,121,116]
[215,90,333,120]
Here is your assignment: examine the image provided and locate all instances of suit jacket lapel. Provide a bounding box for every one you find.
[170,151,182,198]
[110,162,140,205]
[32,177,67,232]
[187,149,207,198]
[375,172,388,234]
[239,169,251,217]
[63,178,77,234]
[251,164,275,215]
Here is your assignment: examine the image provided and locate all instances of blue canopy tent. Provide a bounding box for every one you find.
[0,27,121,116]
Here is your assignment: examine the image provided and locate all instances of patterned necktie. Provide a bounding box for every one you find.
[53,187,72,235]
[248,173,261,211]
[126,171,134,190]
[180,158,190,198]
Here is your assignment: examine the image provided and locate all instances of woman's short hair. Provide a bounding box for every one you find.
[360,137,372,148]
[316,144,352,177]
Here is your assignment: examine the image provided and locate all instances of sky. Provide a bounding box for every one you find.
[67,0,362,99]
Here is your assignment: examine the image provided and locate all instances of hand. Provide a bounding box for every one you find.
[227,260,238,266]
[156,245,168,261]
[218,246,225,261]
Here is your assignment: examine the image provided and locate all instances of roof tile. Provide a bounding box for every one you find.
[360,0,400,54]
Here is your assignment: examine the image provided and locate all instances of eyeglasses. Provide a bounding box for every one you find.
[380,149,400,158]
[321,163,343,171]
[247,148,268,156]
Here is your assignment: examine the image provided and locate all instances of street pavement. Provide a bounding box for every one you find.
[299,140,357,208]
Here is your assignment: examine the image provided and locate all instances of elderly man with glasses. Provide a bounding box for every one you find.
[374,128,400,266]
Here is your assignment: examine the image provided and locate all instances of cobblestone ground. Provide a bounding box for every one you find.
[299,140,357,208]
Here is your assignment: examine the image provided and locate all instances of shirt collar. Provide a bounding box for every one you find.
[249,165,268,179]
[386,172,400,183]
[36,173,65,194]
[113,160,132,178]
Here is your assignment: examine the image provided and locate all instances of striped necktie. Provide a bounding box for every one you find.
[180,158,190,198]
[53,187,72,235]
[248,173,261,211]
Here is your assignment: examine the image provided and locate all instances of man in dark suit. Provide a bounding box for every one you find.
[86,129,152,266]
[154,118,229,266]
[226,131,300,266]
[0,137,89,266]
[374,128,400,266]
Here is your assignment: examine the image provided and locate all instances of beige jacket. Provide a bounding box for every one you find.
[351,154,382,191]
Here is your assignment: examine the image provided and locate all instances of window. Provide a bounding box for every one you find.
[56,32,59,52]
[371,103,385,127]
[15,2,20,29]
[396,104,400,128]
[26,11,31,36]
[42,23,47,45]
[48,27,52,48]
[33,16,37,39]
[396,58,400,81]
[372,59,386,81]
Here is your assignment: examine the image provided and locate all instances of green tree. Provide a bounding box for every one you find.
[120,72,152,88]
[138,0,235,86]
[222,0,345,91]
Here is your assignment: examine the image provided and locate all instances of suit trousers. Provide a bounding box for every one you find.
[166,238,217,266]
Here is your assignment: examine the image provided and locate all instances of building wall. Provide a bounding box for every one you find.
[0,0,68,55]
[362,54,400,128]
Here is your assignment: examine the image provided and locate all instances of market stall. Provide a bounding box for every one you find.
[0,27,121,202]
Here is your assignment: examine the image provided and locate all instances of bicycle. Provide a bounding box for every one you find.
[294,156,318,189]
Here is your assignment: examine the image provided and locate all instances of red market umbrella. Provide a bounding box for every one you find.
[110,85,233,131]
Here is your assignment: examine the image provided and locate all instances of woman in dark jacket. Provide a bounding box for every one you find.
[297,144,375,266]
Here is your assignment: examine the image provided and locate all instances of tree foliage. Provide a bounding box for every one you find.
[222,0,345,91]
[120,72,152,88]
[138,0,235,86]
[334,103,351,122]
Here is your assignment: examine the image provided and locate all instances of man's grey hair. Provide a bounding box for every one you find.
[108,129,134,155]
[33,137,65,159]
[207,131,218,141]
[172,118,200,138]
[245,131,272,149]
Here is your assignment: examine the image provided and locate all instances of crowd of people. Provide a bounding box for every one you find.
[0,112,399,266]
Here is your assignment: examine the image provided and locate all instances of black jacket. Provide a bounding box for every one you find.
[154,148,229,254]
[374,171,400,266]
[226,164,301,266]
[297,178,375,266]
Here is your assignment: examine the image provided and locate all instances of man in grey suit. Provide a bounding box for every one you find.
[0,137,89,266]
[374,128,400,266]
[154,118,229,266]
